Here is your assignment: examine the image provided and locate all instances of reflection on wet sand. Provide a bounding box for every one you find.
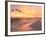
[11,18,41,32]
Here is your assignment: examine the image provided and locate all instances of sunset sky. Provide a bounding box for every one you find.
[10,5,42,18]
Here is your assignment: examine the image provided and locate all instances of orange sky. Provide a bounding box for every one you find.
[10,5,42,18]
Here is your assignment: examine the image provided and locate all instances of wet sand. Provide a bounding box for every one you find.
[11,18,41,32]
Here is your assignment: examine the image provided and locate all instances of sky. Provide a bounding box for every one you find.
[10,5,42,18]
